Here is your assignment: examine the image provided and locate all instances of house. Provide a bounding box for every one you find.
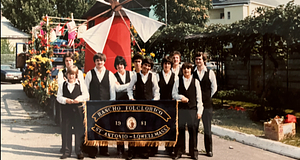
[207,0,300,25]
[1,15,30,52]
[1,14,30,65]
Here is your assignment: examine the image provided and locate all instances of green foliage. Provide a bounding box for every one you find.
[1,39,15,54]
[1,0,96,33]
[142,22,203,61]
[215,89,260,104]
[151,0,212,25]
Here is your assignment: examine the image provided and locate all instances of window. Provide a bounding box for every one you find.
[220,13,224,19]
[228,11,231,19]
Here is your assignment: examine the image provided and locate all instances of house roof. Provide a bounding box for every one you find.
[212,0,282,7]
[1,16,30,39]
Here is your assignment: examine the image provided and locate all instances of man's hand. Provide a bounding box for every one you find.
[130,98,135,100]
[181,96,189,103]
[115,82,120,85]
[197,113,202,119]
[66,99,73,104]
[73,100,79,104]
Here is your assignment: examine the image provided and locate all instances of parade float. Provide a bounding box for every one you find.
[22,0,164,124]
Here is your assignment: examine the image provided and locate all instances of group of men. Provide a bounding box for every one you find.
[56,50,217,160]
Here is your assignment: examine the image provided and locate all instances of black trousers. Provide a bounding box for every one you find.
[61,105,84,155]
[175,109,199,157]
[201,107,213,153]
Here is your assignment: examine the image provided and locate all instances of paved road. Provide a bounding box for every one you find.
[1,83,296,160]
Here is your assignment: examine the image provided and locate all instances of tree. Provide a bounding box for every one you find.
[151,0,212,26]
[1,0,96,33]
[1,0,57,33]
[56,0,96,20]
[1,39,15,54]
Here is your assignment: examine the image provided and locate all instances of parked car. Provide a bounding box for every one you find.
[1,65,22,83]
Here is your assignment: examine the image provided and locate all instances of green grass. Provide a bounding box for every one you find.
[212,98,300,147]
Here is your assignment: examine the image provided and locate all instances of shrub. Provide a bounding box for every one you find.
[215,89,260,104]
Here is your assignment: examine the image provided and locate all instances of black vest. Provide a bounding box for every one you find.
[62,81,82,107]
[193,69,212,108]
[62,68,67,79]
[114,71,130,100]
[158,72,175,100]
[135,73,153,100]
[178,77,197,109]
[89,69,110,100]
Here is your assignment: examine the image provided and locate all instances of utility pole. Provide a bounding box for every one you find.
[165,0,167,26]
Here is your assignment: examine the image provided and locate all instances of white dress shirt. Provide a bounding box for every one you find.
[57,68,85,85]
[57,79,89,104]
[172,76,204,115]
[156,71,178,84]
[127,71,160,100]
[84,67,116,100]
[171,65,181,77]
[115,71,134,92]
[194,66,217,97]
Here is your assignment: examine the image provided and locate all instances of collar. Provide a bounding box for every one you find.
[118,71,126,76]
[194,65,207,72]
[94,66,106,73]
[163,70,172,77]
[140,71,150,76]
[67,79,80,85]
[183,76,192,81]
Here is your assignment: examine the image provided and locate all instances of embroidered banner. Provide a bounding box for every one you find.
[84,100,178,147]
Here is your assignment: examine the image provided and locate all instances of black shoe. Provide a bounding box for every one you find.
[206,152,213,157]
[117,151,123,158]
[126,153,133,160]
[172,154,182,160]
[88,155,96,159]
[77,153,84,159]
[100,152,110,156]
[191,155,198,160]
[60,154,71,159]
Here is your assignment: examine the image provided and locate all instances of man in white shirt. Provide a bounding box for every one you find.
[126,58,160,159]
[157,56,178,156]
[170,51,183,77]
[113,56,133,157]
[83,53,116,157]
[127,58,160,100]
[56,65,89,159]
[84,53,116,101]
[193,52,217,157]
[172,62,203,160]
[56,52,85,154]
[114,56,133,100]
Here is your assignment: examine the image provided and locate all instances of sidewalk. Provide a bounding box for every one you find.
[1,84,297,160]
[211,125,300,159]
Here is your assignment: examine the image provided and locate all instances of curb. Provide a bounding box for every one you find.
[211,125,300,159]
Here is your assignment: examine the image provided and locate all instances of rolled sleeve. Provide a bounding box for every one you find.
[127,74,137,100]
[152,73,160,100]
[109,72,116,100]
[56,83,67,104]
[172,79,184,100]
[195,79,204,115]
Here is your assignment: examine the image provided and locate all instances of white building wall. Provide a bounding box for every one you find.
[207,2,276,25]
